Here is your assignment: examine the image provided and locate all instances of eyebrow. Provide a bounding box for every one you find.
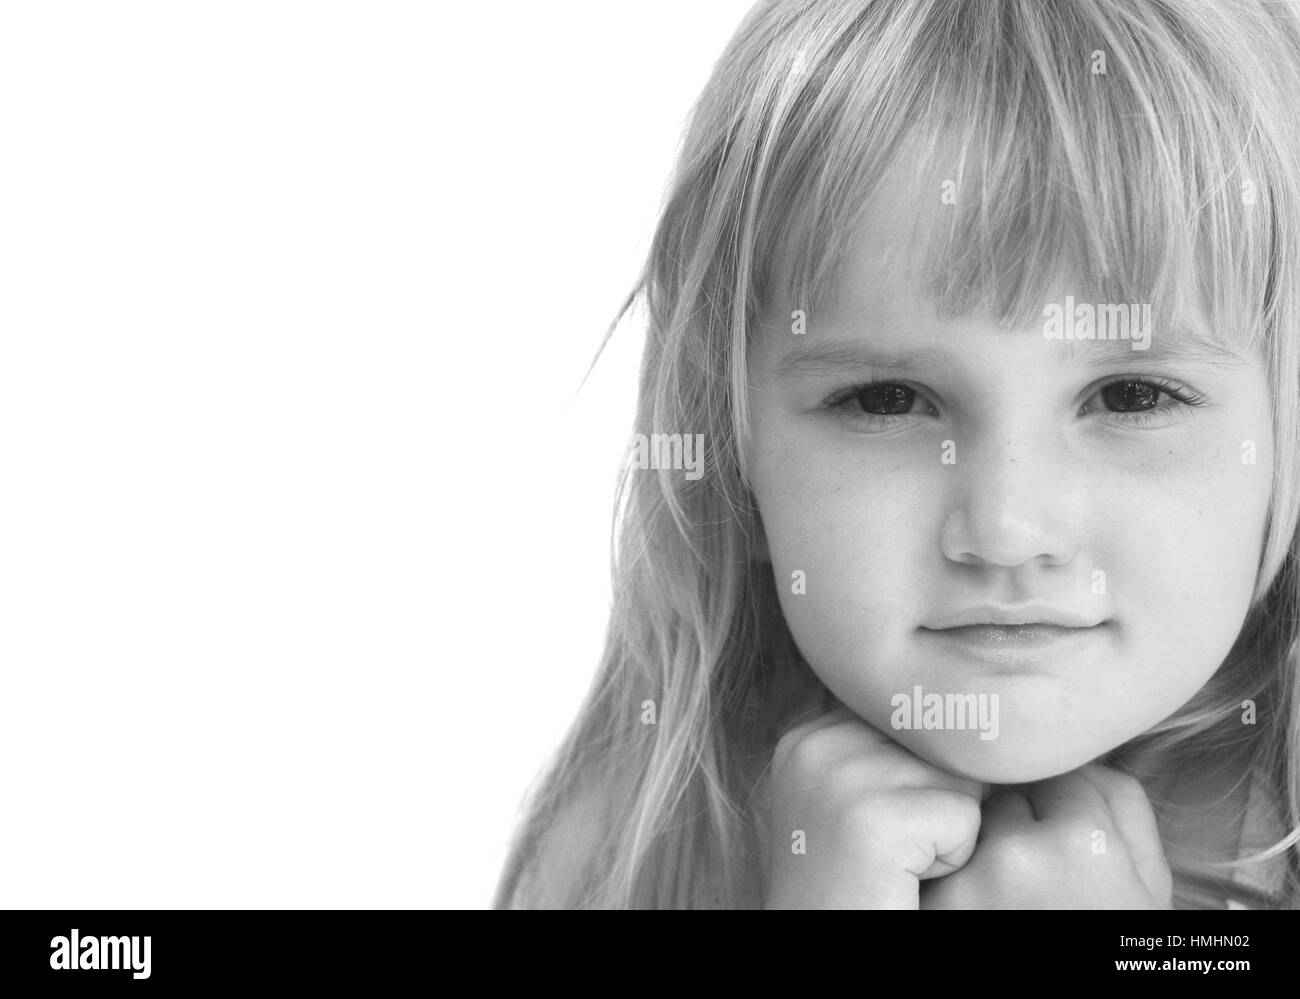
[775,327,1250,379]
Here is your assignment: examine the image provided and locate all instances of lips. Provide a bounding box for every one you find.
[926,623,1101,645]
[924,604,1105,630]
[918,607,1110,666]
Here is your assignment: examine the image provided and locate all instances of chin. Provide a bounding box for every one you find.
[898,730,1103,786]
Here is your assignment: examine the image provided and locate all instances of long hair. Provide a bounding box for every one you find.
[495,0,1300,908]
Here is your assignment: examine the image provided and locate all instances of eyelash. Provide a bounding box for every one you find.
[824,376,1209,430]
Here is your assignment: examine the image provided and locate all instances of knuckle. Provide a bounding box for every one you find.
[837,795,902,847]
[773,731,838,792]
[1097,766,1153,808]
[780,730,828,774]
[1054,813,1098,838]
[823,761,868,803]
[771,728,810,772]
[945,789,983,832]
[1104,767,1147,796]
[984,833,1045,875]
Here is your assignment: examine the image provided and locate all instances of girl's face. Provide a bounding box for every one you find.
[747,161,1274,784]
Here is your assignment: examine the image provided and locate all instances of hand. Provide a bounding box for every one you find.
[919,763,1173,909]
[763,702,986,909]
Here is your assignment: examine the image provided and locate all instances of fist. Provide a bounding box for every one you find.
[763,703,987,909]
[920,763,1172,909]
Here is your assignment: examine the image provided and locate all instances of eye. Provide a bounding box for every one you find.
[824,380,940,430]
[1080,377,1207,425]
[1101,381,1159,412]
[857,383,917,415]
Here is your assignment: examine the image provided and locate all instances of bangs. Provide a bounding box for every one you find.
[747,0,1299,352]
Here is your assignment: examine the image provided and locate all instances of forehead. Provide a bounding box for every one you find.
[768,133,953,325]
[757,165,1249,372]
[758,133,1231,360]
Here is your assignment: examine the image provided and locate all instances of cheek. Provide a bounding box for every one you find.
[1098,429,1272,679]
[752,429,938,675]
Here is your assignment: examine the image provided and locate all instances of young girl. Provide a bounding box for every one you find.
[495,0,1300,908]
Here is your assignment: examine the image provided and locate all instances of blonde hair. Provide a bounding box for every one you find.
[495,0,1300,908]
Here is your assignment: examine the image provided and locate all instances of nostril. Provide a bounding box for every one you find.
[940,511,1067,569]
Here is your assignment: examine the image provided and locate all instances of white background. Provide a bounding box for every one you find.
[0,1,755,908]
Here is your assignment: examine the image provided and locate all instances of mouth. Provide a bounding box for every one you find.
[925,604,1105,631]
[917,620,1110,665]
[923,622,1103,643]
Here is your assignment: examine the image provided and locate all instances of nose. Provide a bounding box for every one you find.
[939,429,1083,569]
